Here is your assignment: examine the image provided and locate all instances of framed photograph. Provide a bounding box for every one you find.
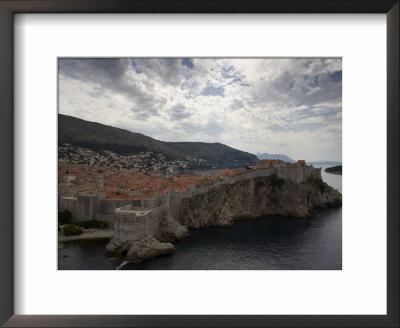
[1,1,398,327]
[57,57,343,272]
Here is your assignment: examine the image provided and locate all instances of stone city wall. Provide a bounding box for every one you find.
[59,166,321,233]
[59,194,167,229]
[59,196,77,214]
[112,204,165,242]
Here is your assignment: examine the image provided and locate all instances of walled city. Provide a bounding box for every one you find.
[59,155,322,244]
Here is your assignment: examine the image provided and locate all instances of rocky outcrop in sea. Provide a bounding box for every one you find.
[106,235,175,263]
[106,213,189,263]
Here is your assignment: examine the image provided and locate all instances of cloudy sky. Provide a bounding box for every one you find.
[59,58,342,162]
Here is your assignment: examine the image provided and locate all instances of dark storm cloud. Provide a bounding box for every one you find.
[131,58,187,87]
[59,58,130,84]
[59,58,166,118]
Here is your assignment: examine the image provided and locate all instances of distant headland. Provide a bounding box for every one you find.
[325,165,342,175]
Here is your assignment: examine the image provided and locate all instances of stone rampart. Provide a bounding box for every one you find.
[113,204,164,242]
[304,166,322,179]
[59,166,322,232]
[74,194,101,221]
[59,194,167,225]
[59,196,77,214]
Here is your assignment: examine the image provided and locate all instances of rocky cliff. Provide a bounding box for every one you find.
[180,175,342,229]
[107,175,341,263]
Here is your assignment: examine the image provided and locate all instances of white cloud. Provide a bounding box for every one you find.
[59,58,342,161]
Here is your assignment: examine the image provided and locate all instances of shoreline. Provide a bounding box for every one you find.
[58,206,342,270]
[58,229,113,242]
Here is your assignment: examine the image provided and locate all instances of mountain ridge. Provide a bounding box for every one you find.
[58,114,257,169]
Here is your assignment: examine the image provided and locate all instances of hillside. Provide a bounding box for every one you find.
[58,114,257,169]
[256,152,295,163]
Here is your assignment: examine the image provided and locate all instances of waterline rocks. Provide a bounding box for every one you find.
[126,236,174,262]
[159,215,190,242]
[106,235,174,263]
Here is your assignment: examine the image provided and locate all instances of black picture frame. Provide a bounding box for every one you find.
[0,1,398,327]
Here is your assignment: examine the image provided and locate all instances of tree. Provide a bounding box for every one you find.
[58,209,72,224]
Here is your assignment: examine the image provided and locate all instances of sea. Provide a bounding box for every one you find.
[58,165,342,270]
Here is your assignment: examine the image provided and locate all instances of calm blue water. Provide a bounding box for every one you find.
[58,168,342,270]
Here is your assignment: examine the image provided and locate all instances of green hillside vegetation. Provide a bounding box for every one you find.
[58,114,257,167]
